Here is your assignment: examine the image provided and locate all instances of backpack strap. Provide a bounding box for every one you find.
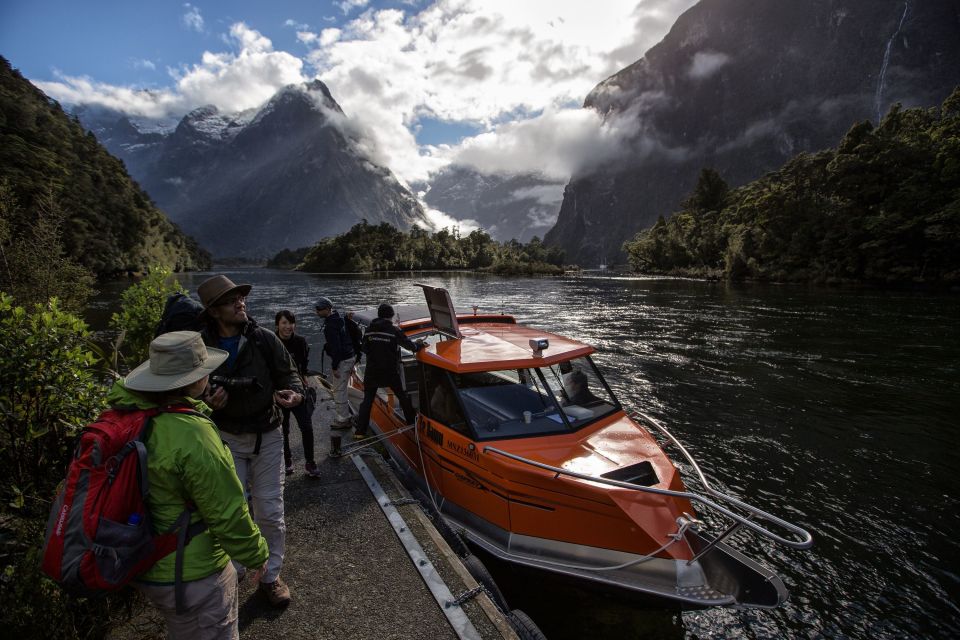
[139,404,210,615]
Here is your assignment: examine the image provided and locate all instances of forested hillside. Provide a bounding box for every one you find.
[0,57,209,277]
[624,90,960,285]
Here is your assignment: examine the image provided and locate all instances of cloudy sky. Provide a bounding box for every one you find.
[2,0,696,187]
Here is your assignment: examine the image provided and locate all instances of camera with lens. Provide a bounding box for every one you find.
[209,375,263,392]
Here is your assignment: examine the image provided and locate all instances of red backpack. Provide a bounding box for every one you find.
[41,405,206,604]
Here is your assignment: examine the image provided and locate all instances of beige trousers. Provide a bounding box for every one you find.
[137,563,238,640]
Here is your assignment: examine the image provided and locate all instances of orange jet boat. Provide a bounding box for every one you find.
[346,285,812,609]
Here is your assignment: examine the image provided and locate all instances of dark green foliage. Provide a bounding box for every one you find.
[294,221,564,273]
[266,246,311,269]
[623,89,960,285]
[0,56,211,278]
[0,293,134,639]
[0,181,94,311]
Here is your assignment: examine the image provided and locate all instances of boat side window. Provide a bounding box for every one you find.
[422,365,470,436]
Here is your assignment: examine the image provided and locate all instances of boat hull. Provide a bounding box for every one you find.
[348,393,787,610]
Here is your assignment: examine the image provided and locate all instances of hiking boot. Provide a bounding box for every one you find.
[284,462,294,476]
[258,577,291,608]
[305,462,321,478]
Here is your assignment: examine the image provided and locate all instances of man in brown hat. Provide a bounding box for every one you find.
[197,274,304,607]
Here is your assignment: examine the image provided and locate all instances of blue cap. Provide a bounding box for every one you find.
[315,297,333,311]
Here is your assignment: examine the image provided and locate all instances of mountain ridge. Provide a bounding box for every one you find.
[77,81,427,259]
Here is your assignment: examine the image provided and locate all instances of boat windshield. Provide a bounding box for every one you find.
[431,356,620,440]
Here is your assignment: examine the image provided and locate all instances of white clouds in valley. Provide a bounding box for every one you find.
[687,51,730,79]
[34,0,697,182]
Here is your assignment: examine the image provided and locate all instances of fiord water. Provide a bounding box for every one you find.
[89,269,960,639]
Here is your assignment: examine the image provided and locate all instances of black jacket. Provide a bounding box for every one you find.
[202,320,304,434]
[322,311,355,369]
[362,317,420,384]
[279,333,309,378]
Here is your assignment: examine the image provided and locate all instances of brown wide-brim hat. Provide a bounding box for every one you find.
[125,331,228,392]
[197,274,252,310]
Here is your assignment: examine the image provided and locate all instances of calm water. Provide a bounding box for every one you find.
[89,270,960,639]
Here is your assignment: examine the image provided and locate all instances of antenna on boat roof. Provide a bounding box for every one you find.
[415,283,461,339]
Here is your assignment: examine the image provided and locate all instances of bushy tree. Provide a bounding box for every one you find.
[109,266,184,368]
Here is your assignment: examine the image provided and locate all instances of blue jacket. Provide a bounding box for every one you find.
[322,310,355,369]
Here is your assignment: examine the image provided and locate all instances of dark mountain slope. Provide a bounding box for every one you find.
[546,0,960,265]
[0,56,209,275]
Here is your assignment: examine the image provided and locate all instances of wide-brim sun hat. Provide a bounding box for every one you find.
[197,274,252,310]
[125,331,228,392]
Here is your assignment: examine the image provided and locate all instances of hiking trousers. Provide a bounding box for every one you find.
[137,563,238,640]
[330,356,355,424]
[220,428,285,584]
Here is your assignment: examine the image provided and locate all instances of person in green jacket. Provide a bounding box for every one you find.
[118,331,269,640]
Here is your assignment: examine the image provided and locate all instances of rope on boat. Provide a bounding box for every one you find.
[330,423,418,458]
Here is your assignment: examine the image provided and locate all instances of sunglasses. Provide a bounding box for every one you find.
[216,295,246,307]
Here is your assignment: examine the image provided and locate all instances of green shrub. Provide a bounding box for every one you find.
[0,292,127,639]
[109,266,183,368]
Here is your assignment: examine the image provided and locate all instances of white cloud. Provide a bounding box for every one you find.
[687,50,730,79]
[37,23,304,117]
[35,1,697,185]
[421,207,480,233]
[319,28,342,46]
[297,31,319,45]
[305,0,696,182]
[182,3,204,32]
[337,0,371,15]
[130,58,156,71]
[446,107,640,180]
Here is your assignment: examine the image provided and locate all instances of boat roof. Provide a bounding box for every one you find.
[351,304,593,372]
[418,323,595,373]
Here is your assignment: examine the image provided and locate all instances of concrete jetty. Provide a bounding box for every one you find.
[109,381,517,640]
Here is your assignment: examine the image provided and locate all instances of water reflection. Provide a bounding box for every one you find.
[88,270,960,638]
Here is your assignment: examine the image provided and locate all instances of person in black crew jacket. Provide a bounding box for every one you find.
[354,303,423,439]
[274,310,319,478]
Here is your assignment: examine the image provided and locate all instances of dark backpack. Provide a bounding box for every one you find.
[155,292,205,336]
[345,314,364,363]
[41,406,206,610]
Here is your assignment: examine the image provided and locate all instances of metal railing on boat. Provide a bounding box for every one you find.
[482,410,813,554]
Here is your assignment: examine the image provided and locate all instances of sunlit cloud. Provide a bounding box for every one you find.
[421,207,480,233]
[33,1,698,185]
[36,23,303,117]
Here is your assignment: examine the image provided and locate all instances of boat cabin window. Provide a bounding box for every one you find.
[422,365,470,435]
[428,356,619,440]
